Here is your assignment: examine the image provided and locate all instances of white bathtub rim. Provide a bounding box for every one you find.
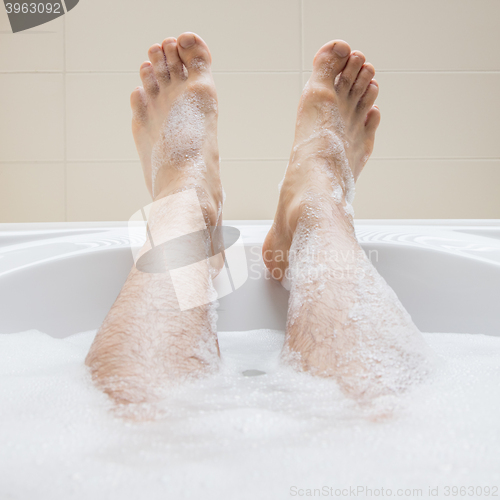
[1,220,500,279]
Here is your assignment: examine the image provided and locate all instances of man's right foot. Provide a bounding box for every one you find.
[263,40,381,279]
[130,32,223,225]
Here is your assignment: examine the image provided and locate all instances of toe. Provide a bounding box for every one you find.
[177,32,212,74]
[350,63,375,99]
[311,39,351,83]
[357,80,379,114]
[162,37,185,80]
[140,61,159,97]
[130,87,148,122]
[335,51,366,95]
[148,44,169,85]
[365,105,381,134]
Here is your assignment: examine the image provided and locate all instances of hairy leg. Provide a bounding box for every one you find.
[86,33,223,405]
[263,40,433,400]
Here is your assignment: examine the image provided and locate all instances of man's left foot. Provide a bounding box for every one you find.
[263,41,381,280]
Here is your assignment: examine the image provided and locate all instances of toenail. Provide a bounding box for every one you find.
[179,34,196,49]
[150,45,162,53]
[333,43,350,58]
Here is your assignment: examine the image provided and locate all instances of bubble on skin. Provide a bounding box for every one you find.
[151,93,216,198]
[0,329,498,498]
[291,92,356,209]
[332,184,343,204]
[281,195,435,401]
[275,80,428,395]
[344,201,355,219]
[131,88,149,124]
[275,90,362,300]
[188,57,208,72]
[280,273,291,291]
[272,61,435,408]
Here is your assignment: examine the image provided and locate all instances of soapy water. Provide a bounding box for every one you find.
[1,329,499,499]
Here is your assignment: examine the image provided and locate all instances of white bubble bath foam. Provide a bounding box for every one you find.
[1,220,499,499]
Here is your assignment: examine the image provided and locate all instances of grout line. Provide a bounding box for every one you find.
[67,70,301,75]
[376,70,500,74]
[222,158,289,162]
[1,157,500,164]
[0,70,302,75]
[0,160,65,164]
[0,70,62,74]
[226,157,500,162]
[368,157,500,161]
[63,14,67,221]
[3,157,497,164]
[0,158,285,164]
[299,0,304,92]
[62,159,140,163]
[3,70,500,75]
[301,69,500,75]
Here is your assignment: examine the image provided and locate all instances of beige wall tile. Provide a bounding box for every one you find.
[355,160,500,219]
[372,73,500,159]
[65,0,300,72]
[0,0,499,223]
[0,8,63,71]
[221,161,286,219]
[215,73,301,160]
[0,163,65,222]
[66,73,140,161]
[0,74,64,161]
[67,162,151,221]
[303,0,500,71]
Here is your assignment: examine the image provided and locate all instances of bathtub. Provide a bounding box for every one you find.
[0,220,499,338]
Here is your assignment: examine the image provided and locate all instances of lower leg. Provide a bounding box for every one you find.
[85,190,220,404]
[283,196,432,399]
[264,40,433,399]
[85,33,222,405]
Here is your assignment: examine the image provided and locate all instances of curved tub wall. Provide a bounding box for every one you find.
[0,221,499,338]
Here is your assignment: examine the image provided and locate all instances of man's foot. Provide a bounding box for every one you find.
[85,34,224,411]
[262,42,433,403]
[263,40,381,279]
[130,32,223,223]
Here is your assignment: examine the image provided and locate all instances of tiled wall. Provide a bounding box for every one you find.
[1,0,499,222]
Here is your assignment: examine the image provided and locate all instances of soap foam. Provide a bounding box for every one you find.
[0,329,499,499]
[289,95,357,220]
[284,212,435,401]
[151,93,215,198]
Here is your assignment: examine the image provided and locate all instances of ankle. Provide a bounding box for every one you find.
[155,182,222,228]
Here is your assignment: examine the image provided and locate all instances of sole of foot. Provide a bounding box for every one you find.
[263,39,381,278]
[130,32,223,227]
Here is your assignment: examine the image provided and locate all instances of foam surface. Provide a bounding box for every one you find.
[1,329,499,499]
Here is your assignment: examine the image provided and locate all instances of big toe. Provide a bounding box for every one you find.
[312,39,351,84]
[177,32,212,74]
